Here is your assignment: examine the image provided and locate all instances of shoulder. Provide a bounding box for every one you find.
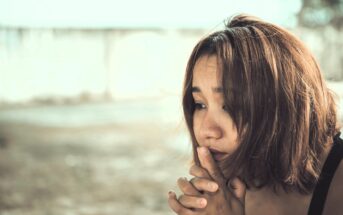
[323,160,343,215]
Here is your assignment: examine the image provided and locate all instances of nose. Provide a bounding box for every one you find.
[198,112,223,145]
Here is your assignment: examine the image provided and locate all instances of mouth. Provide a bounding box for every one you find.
[209,148,228,162]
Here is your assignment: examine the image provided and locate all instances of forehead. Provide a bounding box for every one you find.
[192,55,222,85]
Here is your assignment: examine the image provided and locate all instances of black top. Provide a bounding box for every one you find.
[307,132,343,215]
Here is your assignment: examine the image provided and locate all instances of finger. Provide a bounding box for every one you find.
[228,177,247,204]
[177,177,201,196]
[189,165,210,178]
[178,194,207,209]
[168,191,196,215]
[190,177,218,193]
[197,147,226,185]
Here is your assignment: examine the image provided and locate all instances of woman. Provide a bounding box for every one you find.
[168,14,342,215]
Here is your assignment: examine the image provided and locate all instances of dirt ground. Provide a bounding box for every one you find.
[0,93,342,215]
[0,102,193,215]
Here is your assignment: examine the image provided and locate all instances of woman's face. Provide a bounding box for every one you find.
[192,55,239,162]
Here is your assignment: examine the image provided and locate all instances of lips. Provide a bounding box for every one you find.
[209,148,228,161]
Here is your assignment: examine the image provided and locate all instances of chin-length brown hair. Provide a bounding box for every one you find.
[182,14,340,194]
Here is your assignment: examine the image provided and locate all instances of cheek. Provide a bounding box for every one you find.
[192,113,202,143]
[227,124,238,140]
[224,119,238,139]
[220,117,239,152]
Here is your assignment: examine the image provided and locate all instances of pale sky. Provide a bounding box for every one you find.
[0,0,302,29]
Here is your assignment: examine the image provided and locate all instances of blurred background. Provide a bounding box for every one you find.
[0,0,342,214]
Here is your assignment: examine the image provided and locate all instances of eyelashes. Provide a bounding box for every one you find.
[194,102,206,110]
[194,102,229,112]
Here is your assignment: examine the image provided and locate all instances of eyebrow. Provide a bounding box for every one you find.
[191,86,223,93]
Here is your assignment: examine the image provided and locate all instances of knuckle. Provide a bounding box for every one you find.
[179,178,200,195]
[198,169,207,177]
[190,165,209,178]
[190,177,206,191]
[183,185,194,194]
[194,177,203,186]
[189,177,198,186]
[177,177,187,187]
[179,194,192,205]
[201,169,210,177]
[177,177,186,183]
[189,165,196,175]
[193,178,210,191]
[189,177,196,183]
[177,194,185,202]
[178,195,191,208]
[190,166,202,177]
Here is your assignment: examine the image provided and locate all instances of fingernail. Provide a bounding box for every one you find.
[200,147,209,155]
[198,198,207,207]
[168,191,174,197]
[208,182,218,191]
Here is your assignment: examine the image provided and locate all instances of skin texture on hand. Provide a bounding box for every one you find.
[168,147,246,215]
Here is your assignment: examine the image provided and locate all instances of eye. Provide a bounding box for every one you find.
[194,102,206,110]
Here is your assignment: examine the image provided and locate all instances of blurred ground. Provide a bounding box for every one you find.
[0,99,193,215]
[0,84,342,215]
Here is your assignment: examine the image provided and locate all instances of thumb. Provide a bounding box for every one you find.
[228,177,246,205]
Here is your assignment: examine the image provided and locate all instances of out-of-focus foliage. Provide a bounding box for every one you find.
[298,0,343,28]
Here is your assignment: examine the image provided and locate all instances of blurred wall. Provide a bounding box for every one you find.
[0,28,205,103]
[0,25,342,104]
[295,26,343,81]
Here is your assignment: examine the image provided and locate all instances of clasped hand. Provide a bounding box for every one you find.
[168,147,246,215]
